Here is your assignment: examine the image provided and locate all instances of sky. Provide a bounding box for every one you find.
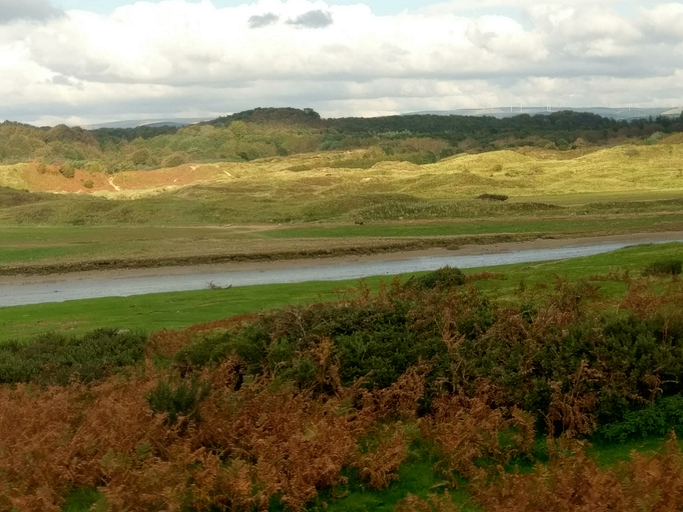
[0,0,682,126]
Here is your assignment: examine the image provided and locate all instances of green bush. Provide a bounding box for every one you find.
[59,162,76,178]
[174,331,235,369]
[477,193,509,201]
[596,395,683,442]
[174,323,269,375]
[410,266,466,289]
[147,379,208,424]
[0,328,146,385]
[161,152,188,168]
[643,259,683,276]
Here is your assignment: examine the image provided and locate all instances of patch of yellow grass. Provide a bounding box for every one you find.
[0,164,29,190]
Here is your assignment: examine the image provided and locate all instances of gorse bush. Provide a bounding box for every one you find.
[0,328,146,385]
[59,161,76,178]
[409,266,466,289]
[643,259,683,276]
[171,275,683,437]
[477,193,509,201]
[597,395,683,442]
[146,378,208,424]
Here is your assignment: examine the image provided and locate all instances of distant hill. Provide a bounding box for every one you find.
[206,107,322,127]
[2,107,683,175]
[406,107,683,121]
[84,118,210,129]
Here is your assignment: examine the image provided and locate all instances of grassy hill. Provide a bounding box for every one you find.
[2,143,683,202]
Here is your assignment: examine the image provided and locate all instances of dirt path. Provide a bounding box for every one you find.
[2,230,681,287]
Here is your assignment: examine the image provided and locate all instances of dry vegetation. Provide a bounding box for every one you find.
[3,265,683,511]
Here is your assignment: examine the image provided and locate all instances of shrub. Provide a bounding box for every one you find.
[410,266,466,289]
[59,161,76,178]
[643,259,682,276]
[146,378,208,424]
[161,152,188,168]
[84,160,104,172]
[83,180,94,189]
[174,331,235,369]
[0,328,146,385]
[597,395,683,442]
[174,323,269,375]
[477,193,508,201]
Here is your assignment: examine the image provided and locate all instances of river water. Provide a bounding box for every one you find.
[2,239,681,307]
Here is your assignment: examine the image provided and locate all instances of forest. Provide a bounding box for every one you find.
[1,108,682,176]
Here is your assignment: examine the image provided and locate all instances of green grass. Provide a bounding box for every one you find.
[3,205,682,270]
[0,277,383,341]
[264,215,683,239]
[3,242,682,343]
[589,436,681,467]
[0,225,257,267]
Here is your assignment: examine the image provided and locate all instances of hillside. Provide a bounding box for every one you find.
[1,143,682,202]
[0,108,682,177]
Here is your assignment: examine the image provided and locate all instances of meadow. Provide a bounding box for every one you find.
[2,141,683,273]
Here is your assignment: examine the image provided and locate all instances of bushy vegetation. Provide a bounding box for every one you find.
[0,328,146,385]
[407,266,467,289]
[4,268,683,510]
[643,259,683,276]
[2,108,683,174]
[597,395,683,442]
[146,378,208,425]
[477,193,508,201]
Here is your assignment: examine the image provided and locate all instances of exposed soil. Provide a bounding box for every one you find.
[20,163,224,195]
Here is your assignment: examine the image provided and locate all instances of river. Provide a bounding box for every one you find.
[1,235,682,308]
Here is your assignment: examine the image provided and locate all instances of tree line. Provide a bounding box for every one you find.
[1,107,682,175]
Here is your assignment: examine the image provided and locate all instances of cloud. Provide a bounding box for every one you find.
[0,0,61,24]
[641,3,683,42]
[287,9,333,28]
[0,0,681,125]
[248,12,279,28]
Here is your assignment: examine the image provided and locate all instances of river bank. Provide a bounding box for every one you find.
[1,231,682,307]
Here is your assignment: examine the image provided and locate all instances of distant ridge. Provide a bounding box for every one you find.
[405,107,683,121]
[84,118,211,129]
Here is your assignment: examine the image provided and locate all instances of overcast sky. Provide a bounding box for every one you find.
[1,0,682,126]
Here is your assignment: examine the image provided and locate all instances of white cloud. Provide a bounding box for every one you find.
[0,0,681,124]
[642,3,683,42]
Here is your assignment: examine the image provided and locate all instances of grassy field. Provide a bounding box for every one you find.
[1,142,683,272]
[3,143,683,200]
[0,140,683,273]
[2,211,683,272]
[3,241,682,342]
